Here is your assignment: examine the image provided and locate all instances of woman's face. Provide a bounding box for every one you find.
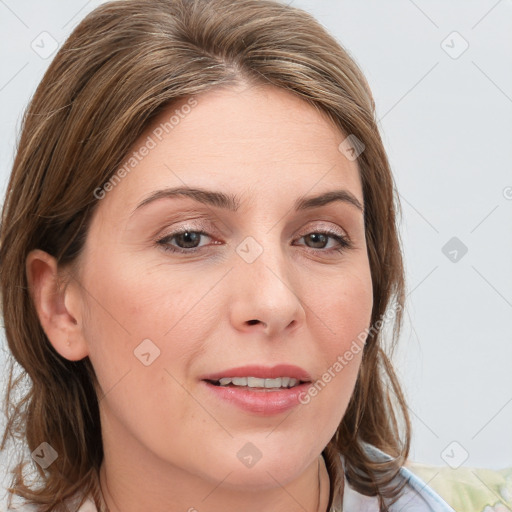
[71,83,373,491]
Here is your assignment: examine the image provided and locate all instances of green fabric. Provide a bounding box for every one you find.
[407,463,512,512]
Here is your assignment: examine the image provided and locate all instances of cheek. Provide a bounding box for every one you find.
[79,264,209,439]
[81,251,211,338]
[79,256,222,393]
[313,262,373,354]
[306,263,372,410]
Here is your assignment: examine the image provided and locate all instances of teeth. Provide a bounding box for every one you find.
[216,377,300,388]
[247,377,265,387]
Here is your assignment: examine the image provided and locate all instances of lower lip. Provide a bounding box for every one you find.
[202,381,312,416]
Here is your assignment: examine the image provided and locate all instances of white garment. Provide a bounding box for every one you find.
[341,462,455,511]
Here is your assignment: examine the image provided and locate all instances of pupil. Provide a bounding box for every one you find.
[177,231,200,248]
[306,233,327,248]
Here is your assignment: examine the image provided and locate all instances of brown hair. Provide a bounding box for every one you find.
[0,0,410,510]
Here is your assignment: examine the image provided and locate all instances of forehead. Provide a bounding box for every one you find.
[95,83,363,220]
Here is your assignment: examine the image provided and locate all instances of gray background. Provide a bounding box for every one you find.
[1,0,511,504]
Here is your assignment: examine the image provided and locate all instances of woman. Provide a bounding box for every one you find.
[0,0,454,511]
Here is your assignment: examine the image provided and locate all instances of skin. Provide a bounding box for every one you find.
[26,82,373,512]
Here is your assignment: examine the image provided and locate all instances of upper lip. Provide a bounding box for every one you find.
[200,364,312,382]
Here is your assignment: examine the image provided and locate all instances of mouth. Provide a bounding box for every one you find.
[200,364,313,415]
[204,376,309,390]
[202,374,312,415]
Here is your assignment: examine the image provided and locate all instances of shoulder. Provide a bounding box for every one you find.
[390,463,456,511]
[340,443,456,512]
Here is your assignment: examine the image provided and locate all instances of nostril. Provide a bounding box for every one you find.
[247,319,260,325]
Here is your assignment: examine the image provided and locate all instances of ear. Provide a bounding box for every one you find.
[26,249,89,361]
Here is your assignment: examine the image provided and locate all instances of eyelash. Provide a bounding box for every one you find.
[155,226,353,255]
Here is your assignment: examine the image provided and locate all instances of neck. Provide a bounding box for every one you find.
[98,441,331,512]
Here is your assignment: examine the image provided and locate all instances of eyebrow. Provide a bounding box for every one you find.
[130,186,364,217]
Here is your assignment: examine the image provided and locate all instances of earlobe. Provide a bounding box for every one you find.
[25,249,89,361]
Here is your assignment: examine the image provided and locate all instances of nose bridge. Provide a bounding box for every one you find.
[235,231,287,288]
[229,231,305,335]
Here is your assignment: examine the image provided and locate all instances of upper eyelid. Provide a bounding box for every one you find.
[158,216,349,235]
[158,224,348,241]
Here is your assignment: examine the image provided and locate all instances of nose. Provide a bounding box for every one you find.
[228,240,306,338]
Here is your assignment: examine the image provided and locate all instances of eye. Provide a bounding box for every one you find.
[295,230,353,253]
[156,229,215,254]
[156,227,353,255]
